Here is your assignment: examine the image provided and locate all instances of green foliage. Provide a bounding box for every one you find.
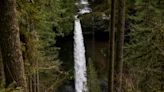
[125,24,164,92]
[0,82,23,92]
[125,0,164,91]
[16,0,75,91]
[87,58,101,92]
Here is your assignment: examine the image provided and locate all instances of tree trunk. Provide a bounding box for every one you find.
[0,48,5,85]
[36,66,40,92]
[24,18,39,92]
[108,0,116,92]
[115,0,125,91]
[92,17,95,62]
[0,0,27,91]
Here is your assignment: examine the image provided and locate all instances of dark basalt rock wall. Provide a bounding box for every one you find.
[79,0,110,35]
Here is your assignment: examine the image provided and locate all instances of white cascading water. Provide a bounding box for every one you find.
[74,17,87,92]
[74,0,91,92]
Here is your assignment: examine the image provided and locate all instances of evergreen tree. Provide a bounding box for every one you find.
[115,0,126,91]
[0,0,27,91]
[108,0,116,91]
[17,0,74,91]
[87,59,101,92]
[125,0,164,91]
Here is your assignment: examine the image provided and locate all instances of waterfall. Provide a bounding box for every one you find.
[74,17,87,92]
[74,0,91,92]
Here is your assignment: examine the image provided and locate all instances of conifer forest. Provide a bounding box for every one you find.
[0,0,163,92]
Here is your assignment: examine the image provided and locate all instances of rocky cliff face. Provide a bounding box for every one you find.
[80,0,110,33]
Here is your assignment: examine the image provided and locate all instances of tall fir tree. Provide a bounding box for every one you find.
[125,0,164,91]
[108,0,116,91]
[0,0,27,91]
[115,0,125,91]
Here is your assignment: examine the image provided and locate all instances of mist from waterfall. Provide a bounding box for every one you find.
[74,0,91,92]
